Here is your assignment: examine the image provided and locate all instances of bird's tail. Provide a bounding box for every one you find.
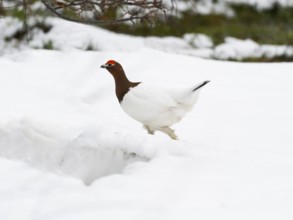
[192,80,210,92]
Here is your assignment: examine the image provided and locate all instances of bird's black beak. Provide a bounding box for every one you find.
[101,63,115,69]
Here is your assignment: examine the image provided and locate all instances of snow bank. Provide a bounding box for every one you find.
[195,0,235,16]
[214,37,260,60]
[214,37,293,60]
[184,33,214,49]
[1,17,292,61]
[0,118,151,185]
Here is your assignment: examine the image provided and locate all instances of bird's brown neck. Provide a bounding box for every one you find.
[108,67,140,102]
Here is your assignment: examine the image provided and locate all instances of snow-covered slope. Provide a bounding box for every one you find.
[0,20,293,220]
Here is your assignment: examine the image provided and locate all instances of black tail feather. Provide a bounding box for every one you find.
[192,80,210,92]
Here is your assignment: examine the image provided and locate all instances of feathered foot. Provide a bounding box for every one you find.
[143,125,155,135]
[159,126,178,140]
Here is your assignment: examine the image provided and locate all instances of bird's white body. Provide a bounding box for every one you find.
[120,83,201,131]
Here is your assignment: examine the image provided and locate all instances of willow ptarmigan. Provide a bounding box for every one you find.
[101,60,210,140]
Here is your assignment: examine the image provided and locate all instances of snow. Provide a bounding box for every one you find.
[214,37,293,60]
[223,0,293,9]
[2,18,292,61]
[214,37,259,60]
[0,18,293,220]
[184,33,214,49]
[172,0,293,16]
[195,0,235,16]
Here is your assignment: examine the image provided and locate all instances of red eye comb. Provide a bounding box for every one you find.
[106,60,116,65]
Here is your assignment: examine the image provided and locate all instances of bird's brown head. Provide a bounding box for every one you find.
[100,60,124,76]
[100,59,140,102]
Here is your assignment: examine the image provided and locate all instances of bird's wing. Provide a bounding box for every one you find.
[129,83,178,108]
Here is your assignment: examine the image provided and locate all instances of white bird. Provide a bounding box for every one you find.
[101,60,210,140]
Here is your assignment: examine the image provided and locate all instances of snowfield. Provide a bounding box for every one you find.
[0,19,293,220]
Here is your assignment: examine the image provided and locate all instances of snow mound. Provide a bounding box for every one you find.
[214,37,260,60]
[0,119,151,185]
[184,33,214,49]
[214,37,293,60]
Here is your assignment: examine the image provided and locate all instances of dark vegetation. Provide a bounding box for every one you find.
[239,55,293,62]
[107,3,293,46]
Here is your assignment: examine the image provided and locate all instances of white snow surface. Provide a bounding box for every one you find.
[0,19,293,220]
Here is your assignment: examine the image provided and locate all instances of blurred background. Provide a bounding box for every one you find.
[1,0,293,62]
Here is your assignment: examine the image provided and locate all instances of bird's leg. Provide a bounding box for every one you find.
[143,125,154,135]
[159,127,178,140]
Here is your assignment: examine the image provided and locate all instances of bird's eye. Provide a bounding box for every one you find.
[107,63,114,67]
